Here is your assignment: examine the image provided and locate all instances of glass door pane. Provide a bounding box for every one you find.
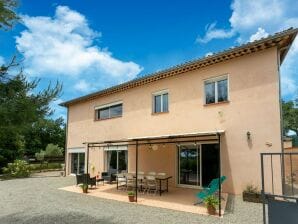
[71,153,78,174]
[118,151,127,172]
[178,145,200,186]
[78,153,85,174]
[108,151,117,171]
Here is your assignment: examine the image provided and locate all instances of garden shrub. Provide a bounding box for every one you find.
[35,144,63,161]
[29,162,62,170]
[2,160,31,178]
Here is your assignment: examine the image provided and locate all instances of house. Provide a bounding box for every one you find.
[60,28,298,195]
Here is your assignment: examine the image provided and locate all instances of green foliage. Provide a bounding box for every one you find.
[24,118,65,156]
[203,195,219,208]
[35,150,45,162]
[283,101,298,136]
[80,183,88,193]
[0,0,19,30]
[127,191,135,196]
[35,144,63,161]
[244,184,259,194]
[29,162,62,171]
[0,58,63,171]
[2,159,31,177]
[45,144,63,157]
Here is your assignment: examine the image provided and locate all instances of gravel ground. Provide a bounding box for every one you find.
[0,174,263,224]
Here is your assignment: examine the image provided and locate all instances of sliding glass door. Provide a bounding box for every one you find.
[70,152,85,174]
[177,143,220,188]
[177,144,201,187]
[107,150,127,172]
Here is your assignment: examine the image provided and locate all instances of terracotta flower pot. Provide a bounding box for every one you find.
[207,205,216,215]
[128,195,135,202]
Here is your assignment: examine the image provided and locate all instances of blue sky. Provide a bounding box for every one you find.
[0,0,297,119]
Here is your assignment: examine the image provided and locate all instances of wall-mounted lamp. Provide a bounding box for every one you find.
[246,131,251,140]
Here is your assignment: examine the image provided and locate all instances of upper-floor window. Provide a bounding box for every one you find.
[95,101,123,120]
[153,91,168,113]
[204,76,228,104]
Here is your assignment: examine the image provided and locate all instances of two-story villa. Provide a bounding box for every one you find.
[60,28,297,195]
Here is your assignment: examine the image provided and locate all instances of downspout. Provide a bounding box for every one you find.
[217,133,221,217]
[277,46,286,194]
[63,107,69,177]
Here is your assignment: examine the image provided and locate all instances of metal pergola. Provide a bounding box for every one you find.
[83,130,224,217]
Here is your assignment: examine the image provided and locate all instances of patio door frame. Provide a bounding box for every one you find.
[105,148,128,172]
[176,143,202,189]
[176,142,219,189]
[69,152,85,175]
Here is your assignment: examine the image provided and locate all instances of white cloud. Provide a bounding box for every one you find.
[197,0,298,99]
[16,6,142,81]
[249,27,269,42]
[229,0,284,35]
[196,23,234,43]
[196,0,296,43]
[74,79,92,92]
[205,52,213,57]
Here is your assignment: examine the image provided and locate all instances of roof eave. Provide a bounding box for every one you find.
[60,28,298,107]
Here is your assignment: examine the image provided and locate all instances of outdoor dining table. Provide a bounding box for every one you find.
[155,175,172,196]
[116,174,172,196]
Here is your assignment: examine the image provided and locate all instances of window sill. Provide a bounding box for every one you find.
[151,111,169,116]
[94,115,122,121]
[204,101,230,107]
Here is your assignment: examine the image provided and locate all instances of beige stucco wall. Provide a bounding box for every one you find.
[66,47,282,194]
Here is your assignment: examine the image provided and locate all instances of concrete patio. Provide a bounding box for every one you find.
[0,174,263,224]
[60,183,228,216]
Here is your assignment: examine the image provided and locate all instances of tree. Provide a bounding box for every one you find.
[24,118,65,156]
[282,101,298,136]
[0,0,65,170]
[0,0,19,30]
[0,59,63,169]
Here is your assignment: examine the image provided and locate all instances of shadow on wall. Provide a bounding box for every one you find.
[221,135,235,194]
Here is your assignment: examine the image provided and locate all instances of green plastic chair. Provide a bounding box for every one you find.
[194,176,226,205]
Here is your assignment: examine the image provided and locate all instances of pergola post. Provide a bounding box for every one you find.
[218,133,221,217]
[135,140,139,202]
[86,143,90,175]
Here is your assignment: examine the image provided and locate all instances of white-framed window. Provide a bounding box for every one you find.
[95,101,123,120]
[204,75,228,104]
[152,90,169,113]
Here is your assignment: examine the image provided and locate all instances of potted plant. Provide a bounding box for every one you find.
[242,184,262,203]
[128,191,135,202]
[80,183,88,193]
[203,195,219,215]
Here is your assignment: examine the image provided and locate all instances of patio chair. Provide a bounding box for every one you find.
[101,169,117,184]
[145,175,157,195]
[76,174,84,185]
[82,173,96,188]
[194,176,226,205]
[137,175,146,193]
[126,173,136,191]
[147,171,156,176]
[157,173,167,190]
[157,172,166,176]
[116,173,127,190]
